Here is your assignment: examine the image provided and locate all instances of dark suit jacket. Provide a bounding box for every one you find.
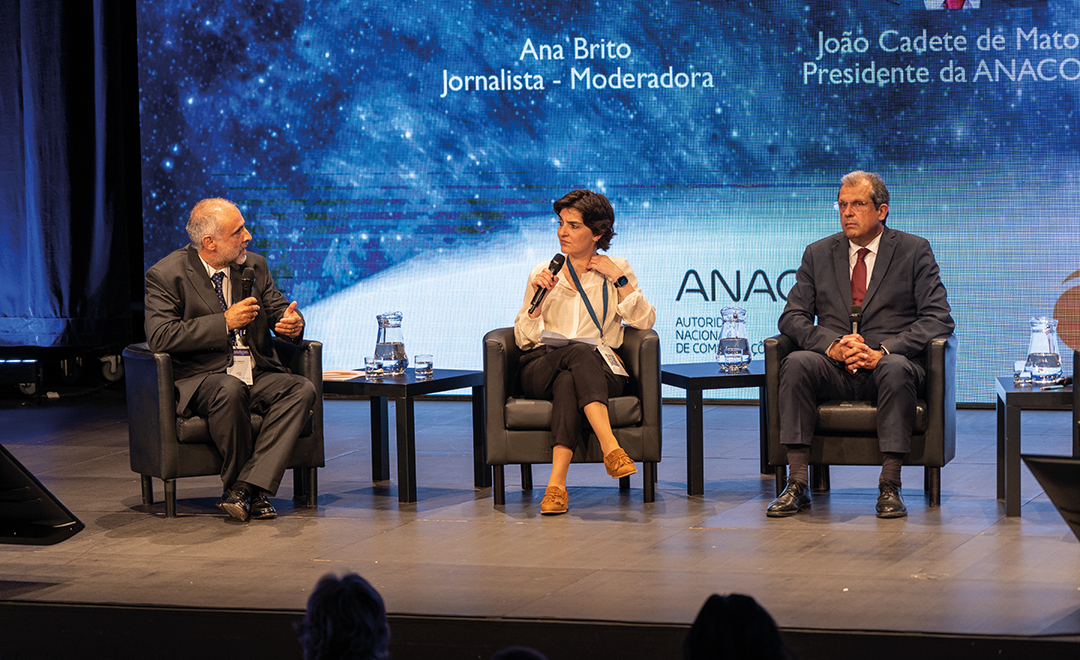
[778,226,954,362]
[144,245,303,412]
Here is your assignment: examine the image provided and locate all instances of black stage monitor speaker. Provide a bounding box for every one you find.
[1022,453,1080,544]
[0,443,84,545]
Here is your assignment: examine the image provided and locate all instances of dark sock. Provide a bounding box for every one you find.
[787,445,811,486]
[232,481,253,496]
[880,453,904,486]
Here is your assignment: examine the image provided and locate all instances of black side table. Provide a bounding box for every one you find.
[995,376,1077,516]
[324,368,485,503]
[661,361,769,496]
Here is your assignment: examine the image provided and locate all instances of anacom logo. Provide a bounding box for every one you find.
[676,269,798,303]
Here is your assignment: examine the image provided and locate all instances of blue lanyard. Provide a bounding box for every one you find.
[566,261,608,339]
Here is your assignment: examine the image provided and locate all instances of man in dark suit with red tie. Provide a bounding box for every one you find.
[144,198,315,522]
[768,172,954,519]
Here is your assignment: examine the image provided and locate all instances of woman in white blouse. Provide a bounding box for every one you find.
[514,190,656,515]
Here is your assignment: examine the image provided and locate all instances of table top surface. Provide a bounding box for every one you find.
[323,368,483,396]
[995,376,1074,408]
[661,360,766,389]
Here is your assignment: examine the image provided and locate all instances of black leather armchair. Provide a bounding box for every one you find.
[122,339,324,517]
[483,327,662,505]
[765,334,956,505]
[1073,350,1080,457]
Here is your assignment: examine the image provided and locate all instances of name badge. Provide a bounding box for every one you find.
[228,347,254,385]
[596,343,628,377]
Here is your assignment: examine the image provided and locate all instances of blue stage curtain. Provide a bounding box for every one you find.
[0,0,132,349]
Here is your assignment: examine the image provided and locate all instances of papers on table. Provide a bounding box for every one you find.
[323,369,364,381]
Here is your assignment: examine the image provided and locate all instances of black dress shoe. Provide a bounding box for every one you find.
[876,481,907,518]
[219,487,252,522]
[250,494,277,520]
[767,479,811,517]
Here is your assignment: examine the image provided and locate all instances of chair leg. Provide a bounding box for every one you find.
[642,463,656,503]
[293,467,307,502]
[520,464,533,491]
[619,475,630,491]
[775,466,786,496]
[164,479,177,518]
[493,466,506,506]
[141,475,154,506]
[305,468,318,507]
[810,465,831,493]
[927,467,941,507]
[291,467,318,507]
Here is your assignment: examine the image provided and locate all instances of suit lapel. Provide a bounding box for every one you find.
[831,235,851,307]
[862,227,895,309]
[186,246,225,313]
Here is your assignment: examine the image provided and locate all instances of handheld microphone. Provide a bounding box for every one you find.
[241,267,256,301]
[528,254,566,314]
[848,305,863,374]
[849,305,862,335]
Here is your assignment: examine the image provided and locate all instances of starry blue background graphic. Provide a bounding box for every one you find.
[137,0,1080,401]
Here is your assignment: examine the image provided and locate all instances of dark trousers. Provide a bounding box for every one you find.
[189,370,316,494]
[778,350,925,454]
[520,343,627,451]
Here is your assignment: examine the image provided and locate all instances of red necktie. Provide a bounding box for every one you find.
[851,248,869,307]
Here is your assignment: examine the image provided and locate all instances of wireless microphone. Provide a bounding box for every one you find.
[848,305,863,374]
[241,267,256,301]
[849,305,862,335]
[528,254,566,314]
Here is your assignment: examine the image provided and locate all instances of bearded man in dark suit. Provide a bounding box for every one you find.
[144,198,315,522]
[768,171,954,519]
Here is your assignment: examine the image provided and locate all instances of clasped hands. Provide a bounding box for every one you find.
[225,299,304,338]
[828,334,882,374]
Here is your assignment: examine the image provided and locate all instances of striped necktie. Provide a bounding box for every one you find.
[211,271,228,311]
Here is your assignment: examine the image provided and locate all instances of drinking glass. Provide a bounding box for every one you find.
[364,356,383,380]
[414,354,433,379]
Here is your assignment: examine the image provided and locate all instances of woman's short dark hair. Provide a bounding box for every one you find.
[553,189,617,251]
[296,573,391,660]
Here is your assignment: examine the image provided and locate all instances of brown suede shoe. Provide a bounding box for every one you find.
[603,447,638,479]
[540,486,568,515]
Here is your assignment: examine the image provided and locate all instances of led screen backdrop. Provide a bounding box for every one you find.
[137,0,1078,403]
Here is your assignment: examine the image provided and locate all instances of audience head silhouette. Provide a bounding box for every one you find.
[297,573,390,660]
[684,593,793,660]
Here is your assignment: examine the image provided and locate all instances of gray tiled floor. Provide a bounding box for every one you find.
[1,391,1079,639]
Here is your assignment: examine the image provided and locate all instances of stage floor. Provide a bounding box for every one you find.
[2,388,1079,655]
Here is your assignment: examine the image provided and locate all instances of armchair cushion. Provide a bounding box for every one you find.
[505,396,643,430]
[816,400,928,434]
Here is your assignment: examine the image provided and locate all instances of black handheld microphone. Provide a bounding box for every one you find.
[849,305,862,335]
[528,254,566,314]
[241,267,256,301]
[848,305,863,374]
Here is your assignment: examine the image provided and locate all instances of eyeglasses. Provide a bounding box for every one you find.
[834,200,874,212]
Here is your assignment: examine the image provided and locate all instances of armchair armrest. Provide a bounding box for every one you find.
[617,327,662,432]
[1074,350,1080,453]
[274,339,323,446]
[764,334,796,466]
[123,342,181,477]
[483,328,519,463]
[925,334,957,465]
